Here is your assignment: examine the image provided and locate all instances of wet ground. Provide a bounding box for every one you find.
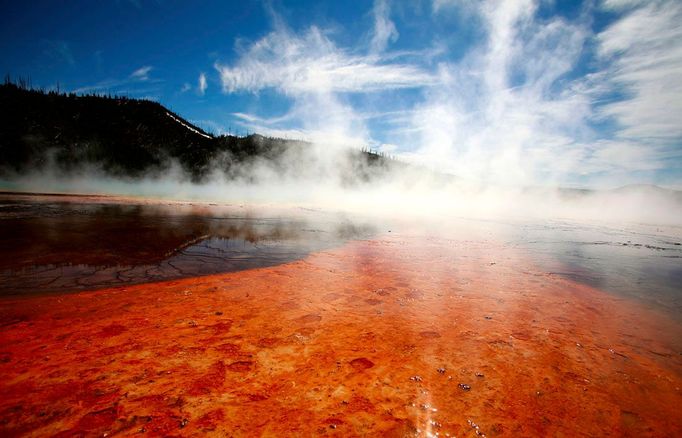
[0,194,681,436]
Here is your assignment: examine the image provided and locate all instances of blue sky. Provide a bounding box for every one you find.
[1,0,681,189]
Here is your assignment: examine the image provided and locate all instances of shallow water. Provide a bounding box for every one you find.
[0,194,680,436]
[0,195,375,295]
[2,195,680,313]
[501,219,682,318]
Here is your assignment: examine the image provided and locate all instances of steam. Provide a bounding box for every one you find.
[4,0,682,228]
[4,145,682,227]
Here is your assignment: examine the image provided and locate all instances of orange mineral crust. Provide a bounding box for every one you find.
[1,235,681,437]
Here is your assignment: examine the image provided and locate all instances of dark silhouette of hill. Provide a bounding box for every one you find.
[0,80,403,183]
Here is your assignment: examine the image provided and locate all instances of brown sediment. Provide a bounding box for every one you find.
[0,235,681,437]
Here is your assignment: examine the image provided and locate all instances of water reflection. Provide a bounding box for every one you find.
[502,220,682,316]
[0,198,376,295]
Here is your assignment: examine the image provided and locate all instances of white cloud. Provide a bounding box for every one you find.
[396,0,598,186]
[231,112,261,124]
[215,26,434,95]
[216,14,438,153]
[601,0,648,11]
[370,0,399,54]
[130,66,153,81]
[198,72,207,95]
[596,0,682,142]
[212,0,681,188]
[232,111,295,126]
[386,0,681,187]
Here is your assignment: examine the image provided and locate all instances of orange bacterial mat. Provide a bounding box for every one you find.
[1,234,681,436]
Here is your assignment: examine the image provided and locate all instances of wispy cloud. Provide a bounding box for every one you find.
[399,0,596,185]
[216,0,681,187]
[370,0,399,54]
[390,0,682,187]
[232,112,268,124]
[216,14,438,150]
[198,72,207,95]
[130,65,153,81]
[215,25,434,95]
[595,0,682,142]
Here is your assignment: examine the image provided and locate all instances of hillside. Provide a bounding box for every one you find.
[0,82,400,183]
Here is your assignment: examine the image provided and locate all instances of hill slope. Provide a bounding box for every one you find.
[0,82,400,183]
